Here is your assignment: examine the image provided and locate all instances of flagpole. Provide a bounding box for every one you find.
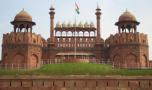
[74,8,77,59]
[74,2,80,60]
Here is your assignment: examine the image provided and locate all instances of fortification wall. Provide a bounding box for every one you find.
[1,32,45,69]
[105,32,149,68]
[105,32,148,47]
[0,76,151,90]
[3,32,45,46]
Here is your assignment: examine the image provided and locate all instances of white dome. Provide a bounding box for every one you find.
[62,22,67,27]
[67,22,72,27]
[90,22,95,28]
[56,22,62,28]
[84,22,90,28]
[78,22,83,27]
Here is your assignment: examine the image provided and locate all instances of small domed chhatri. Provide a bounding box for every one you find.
[56,22,62,28]
[118,10,136,22]
[90,22,95,28]
[67,22,72,27]
[62,22,67,27]
[14,9,32,22]
[73,23,77,27]
[84,22,90,28]
[78,22,83,28]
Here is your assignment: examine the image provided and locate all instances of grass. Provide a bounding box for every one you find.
[0,63,152,76]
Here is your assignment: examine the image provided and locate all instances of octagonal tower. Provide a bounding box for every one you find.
[1,9,44,69]
[105,10,149,68]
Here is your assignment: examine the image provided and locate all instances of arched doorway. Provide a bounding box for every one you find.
[140,55,147,67]
[113,55,121,68]
[30,54,38,68]
[3,54,8,63]
[126,54,137,68]
[14,53,25,68]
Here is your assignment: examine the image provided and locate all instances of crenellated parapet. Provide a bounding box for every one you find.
[105,32,148,47]
[2,32,45,46]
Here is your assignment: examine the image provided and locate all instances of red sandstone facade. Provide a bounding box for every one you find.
[0,5,150,69]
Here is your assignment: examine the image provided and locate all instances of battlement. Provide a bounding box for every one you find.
[105,32,148,47]
[3,32,45,46]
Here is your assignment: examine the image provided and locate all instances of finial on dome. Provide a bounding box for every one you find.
[13,9,33,22]
[11,9,35,26]
[125,8,128,12]
[115,9,140,26]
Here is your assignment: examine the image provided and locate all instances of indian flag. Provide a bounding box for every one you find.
[75,2,80,14]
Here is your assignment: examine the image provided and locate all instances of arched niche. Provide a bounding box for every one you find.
[79,31,83,37]
[84,31,89,37]
[90,31,95,37]
[74,32,79,36]
[56,31,61,37]
[62,31,66,36]
[30,54,38,68]
[3,53,8,63]
[113,55,121,67]
[140,55,147,67]
[67,31,72,37]
[13,53,25,66]
[126,54,137,68]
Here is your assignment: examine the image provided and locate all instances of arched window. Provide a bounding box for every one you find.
[84,31,89,37]
[13,53,25,67]
[74,32,79,36]
[67,31,72,36]
[62,31,66,37]
[56,31,61,36]
[79,31,83,37]
[113,55,121,67]
[33,39,36,43]
[90,31,95,37]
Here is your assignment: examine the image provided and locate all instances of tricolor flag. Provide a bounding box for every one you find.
[75,2,80,14]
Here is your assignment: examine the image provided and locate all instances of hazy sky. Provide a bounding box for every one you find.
[0,0,152,59]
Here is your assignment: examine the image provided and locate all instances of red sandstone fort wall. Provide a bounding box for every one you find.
[0,76,151,90]
[105,32,148,46]
[1,32,44,69]
[3,32,44,45]
[105,32,149,68]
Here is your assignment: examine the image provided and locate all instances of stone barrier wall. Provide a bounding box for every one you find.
[0,75,152,90]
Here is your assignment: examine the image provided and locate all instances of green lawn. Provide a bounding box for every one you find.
[0,63,152,76]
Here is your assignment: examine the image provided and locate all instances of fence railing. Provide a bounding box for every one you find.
[1,59,150,70]
[0,59,110,70]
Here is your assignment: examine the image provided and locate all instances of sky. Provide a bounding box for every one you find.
[0,0,152,60]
